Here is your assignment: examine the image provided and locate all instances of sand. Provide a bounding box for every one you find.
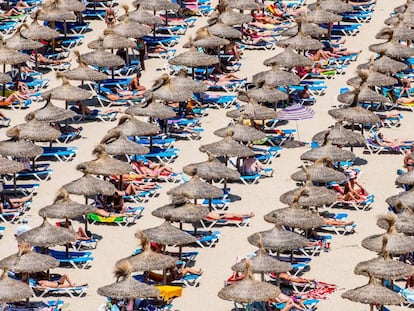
[0,0,412,310]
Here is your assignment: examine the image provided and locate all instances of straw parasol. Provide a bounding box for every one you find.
[38,188,96,220]
[133,0,179,12]
[0,72,11,84]
[33,7,76,22]
[81,43,125,68]
[121,6,163,24]
[42,73,92,106]
[354,236,413,280]
[0,248,59,273]
[21,11,60,40]
[186,28,230,48]
[280,21,328,38]
[7,118,61,142]
[182,152,240,181]
[226,101,278,121]
[361,214,414,255]
[307,0,353,13]
[169,69,208,93]
[386,188,414,210]
[252,65,300,87]
[337,87,390,107]
[112,5,152,39]
[97,260,160,300]
[357,54,408,74]
[290,158,346,183]
[57,0,86,12]
[199,130,255,159]
[346,70,397,88]
[238,86,288,104]
[263,47,313,68]
[77,144,132,176]
[227,0,263,11]
[0,39,30,65]
[100,130,149,156]
[119,231,176,271]
[16,217,77,248]
[62,172,116,197]
[396,170,414,185]
[311,123,366,146]
[329,106,381,125]
[5,25,43,51]
[369,39,414,58]
[248,225,310,252]
[149,75,194,102]
[231,236,292,275]
[0,157,24,175]
[214,122,266,142]
[265,190,325,229]
[0,139,43,158]
[342,273,403,311]
[125,101,176,120]
[167,173,223,200]
[111,115,160,137]
[31,97,76,122]
[218,9,253,26]
[306,0,342,24]
[376,26,414,41]
[300,142,356,162]
[377,202,414,235]
[276,31,323,51]
[207,22,242,39]
[218,260,280,303]
[88,30,137,50]
[152,196,209,224]
[142,220,198,246]
[279,173,338,207]
[64,50,109,82]
[0,270,33,303]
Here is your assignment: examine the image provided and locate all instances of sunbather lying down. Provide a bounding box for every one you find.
[206,212,254,220]
[74,101,124,116]
[373,132,413,148]
[397,96,414,105]
[37,274,86,288]
[270,292,307,311]
[131,160,174,178]
[30,52,71,65]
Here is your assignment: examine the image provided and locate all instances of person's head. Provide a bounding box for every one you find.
[378,133,384,139]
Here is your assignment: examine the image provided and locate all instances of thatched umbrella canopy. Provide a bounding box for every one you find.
[226,102,278,120]
[342,273,404,310]
[5,25,43,51]
[300,142,356,162]
[199,131,255,159]
[142,220,198,246]
[81,44,125,68]
[168,70,208,93]
[276,31,323,51]
[308,0,353,13]
[263,47,313,68]
[121,6,163,24]
[369,39,414,58]
[0,72,11,84]
[252,65,300,87]
[376,26,414,41]
[0,40,30,65]
[0,270,33,303]
[119,232,176,271]
[183,153,240,181]
[0,249,59,273]
[312,123,366,146]
[232,237,292,274]
[362,214,414,255]
[377,202,414,235]
[97,260,160,300]
[354,236,413,280]
[33,7,76,22]
[38,189,96,219]
[100,130,149,156]
[167,174,223,200]
[149,75,194,102]
[125,101,176,120]
[112,5,152,38]
[357,54,408,74]
[290,158,346,183]
[218,261,280,303]
[280,22,328,38]
[0,139,43,158]
[207,22,242,39]
[7,119,61,142]
[133,0,179,11]
[306,1,342,24]
[42,73,92,102]
[218,10,253,26]
[16,217,77,248]
[396,170,414,185]
[227,0,263,11]
[31,97,76,122]
[57,0,86,12]
[186,28,230,48]
[63,172,116,196]
[248,225,310,252]
[329,106,381,125]
[0,157,24,175]
[386,189,414,210]
[238,86,288,104]
[111,115,160,137]
[346,70,397,88]
[214,122,266,143]
[265,190,325,229]
[88,30,137,50]
[385,14,414,27]
[77,145,132,176]
[64,50,109,82]
[337,87,390,106]
[152,197,209,223]
[394,1,414,14]
[21,11,60,40]
[279,174,338,207]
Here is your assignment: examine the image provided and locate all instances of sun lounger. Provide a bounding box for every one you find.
[142,149,180,165]
[3,183,39,196]
[4,299,64,311]
[30,279,88,298]
[273,299,320,311]
[41,249,94,270]
[329,194,375,211]
[14,168,53,181]
[36,146,78,162]
[87,212,141,227]
[0,210,23,223]
[185,230,221,248]
[0,225,5,237]
[401,288,414,307]
[156,24,188,35]
[194,93,237,109]
[71,238,99,251]
[201,198,231,210]
[365,138,409,155]
[143,35,180,49]
[200,215,251,229]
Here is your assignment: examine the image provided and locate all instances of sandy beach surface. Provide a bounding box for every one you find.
[0,0,412,310]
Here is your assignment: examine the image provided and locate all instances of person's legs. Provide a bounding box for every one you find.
[77,227,90,240]
[57,274,74,287]
[180,267,203,276]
